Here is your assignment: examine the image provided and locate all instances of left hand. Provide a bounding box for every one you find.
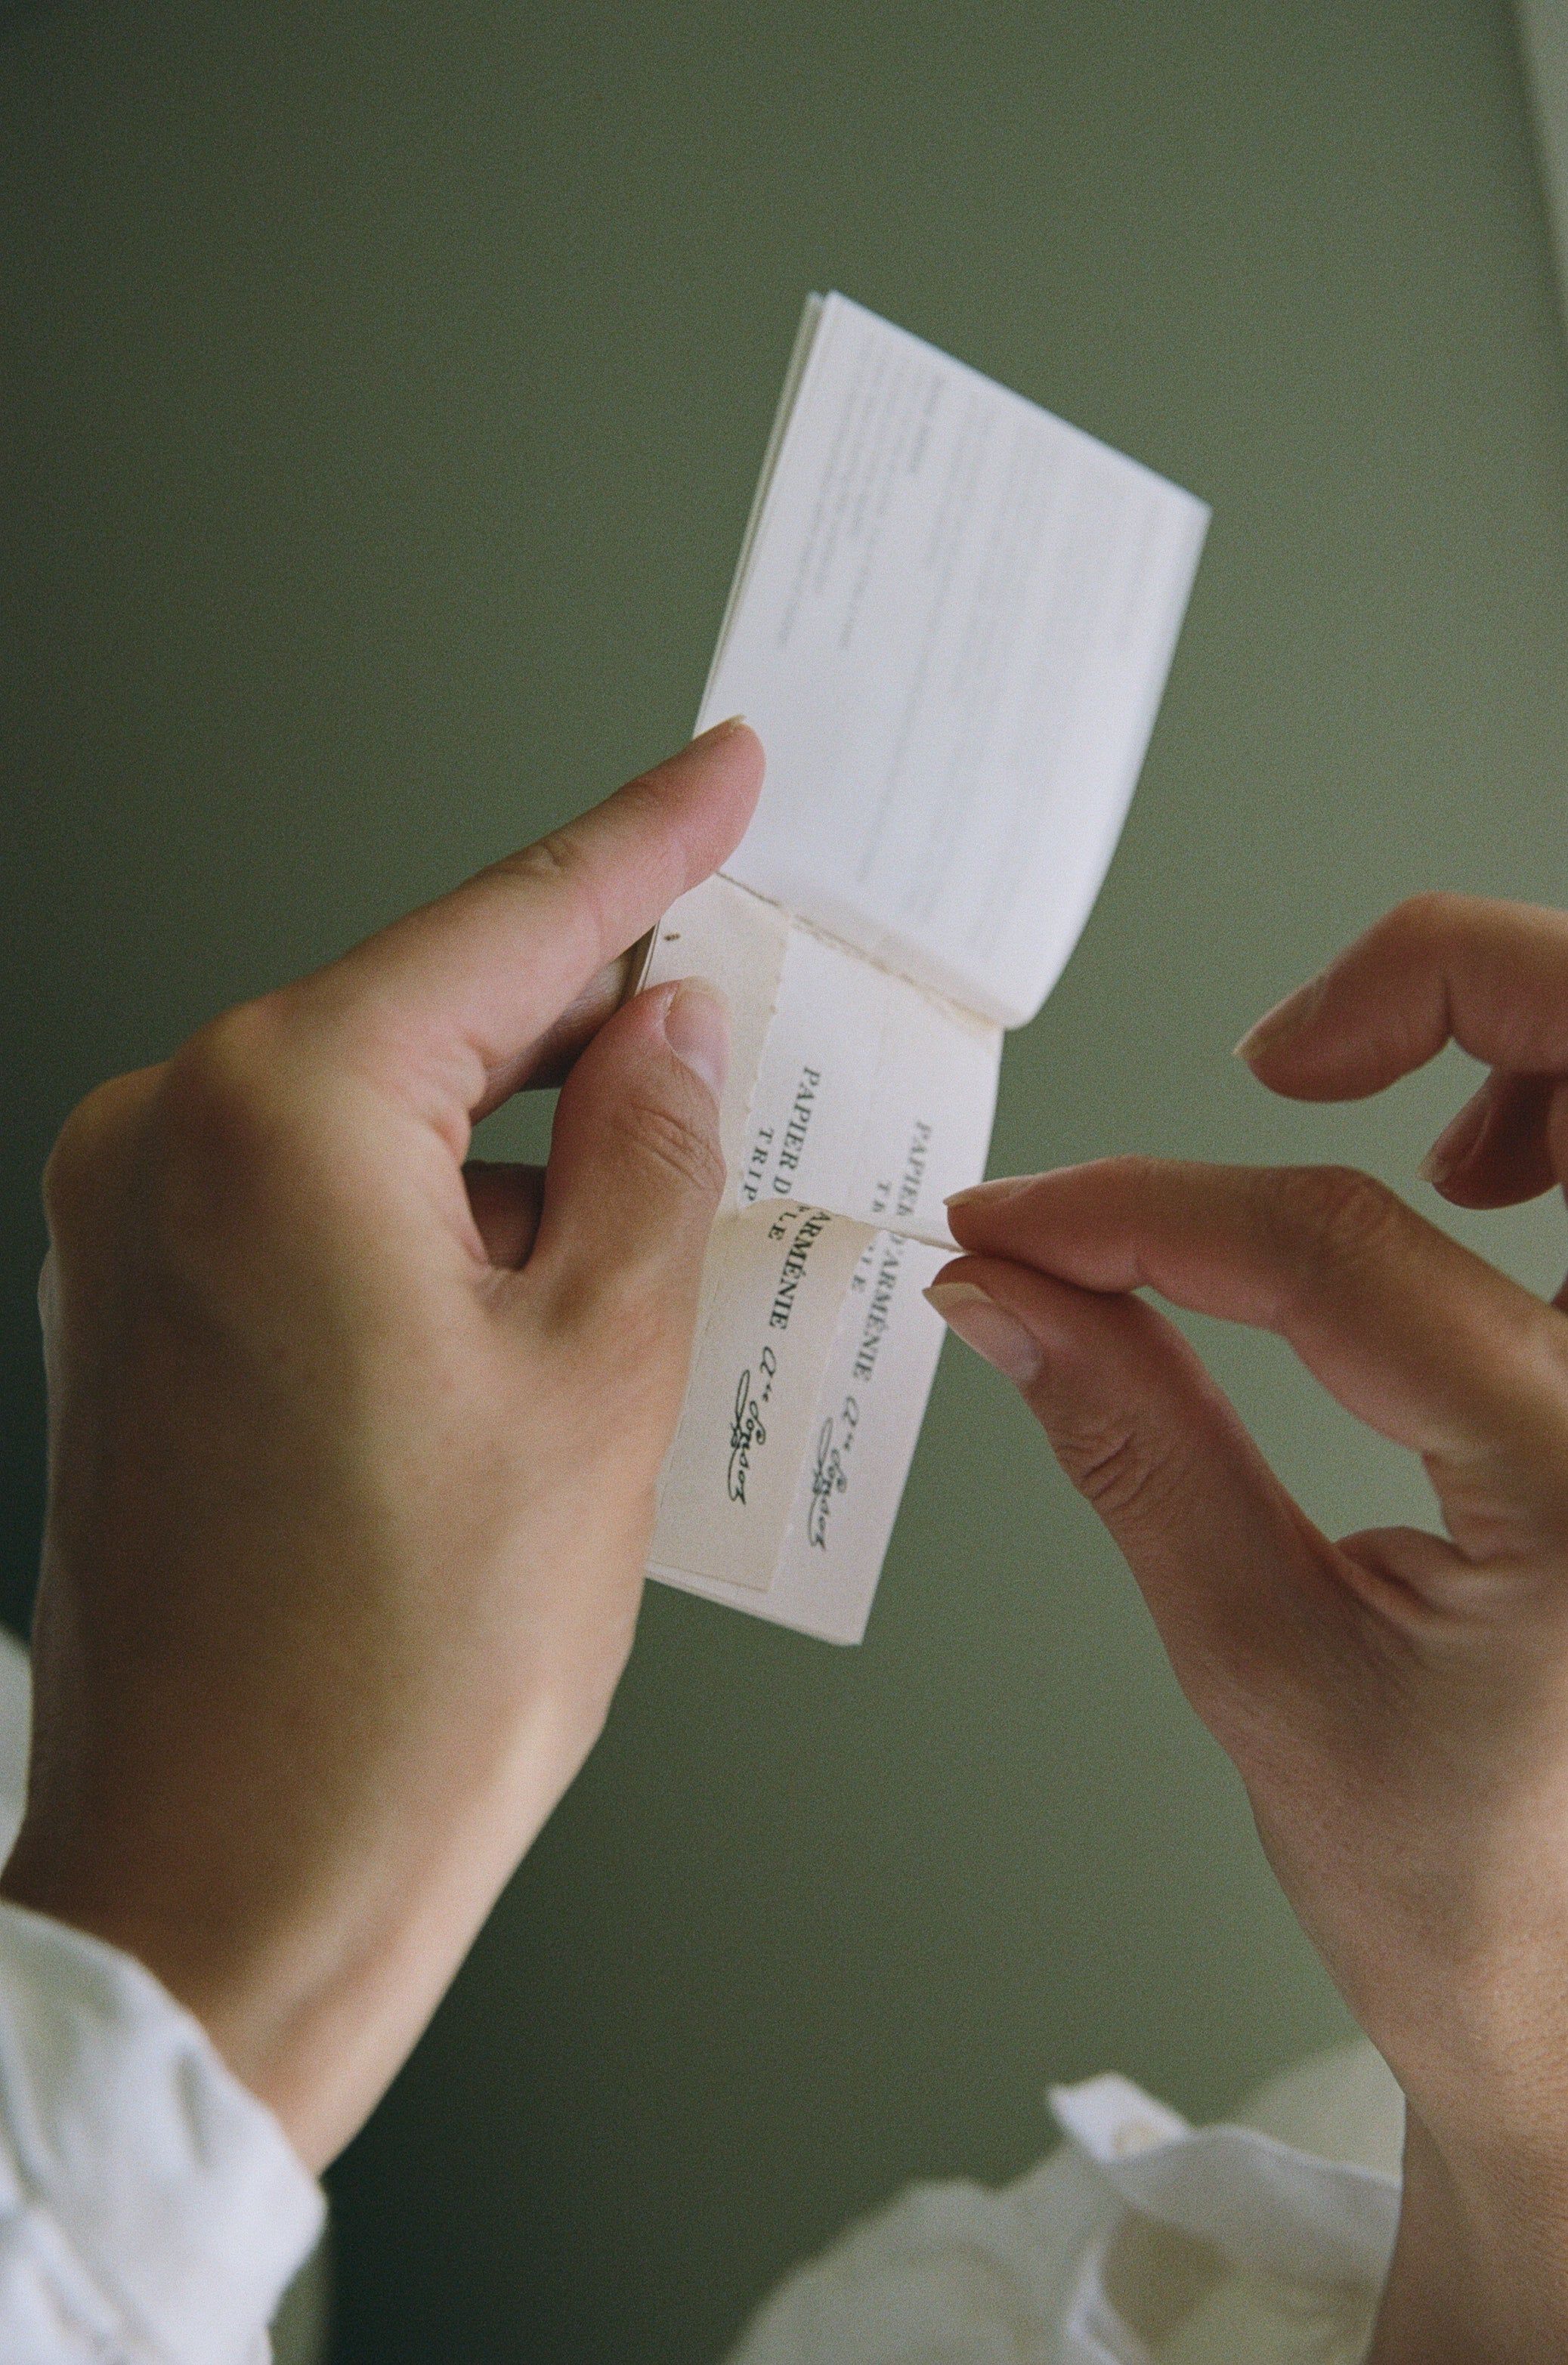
[928,892,1568,2365]
[3,718,762,2172]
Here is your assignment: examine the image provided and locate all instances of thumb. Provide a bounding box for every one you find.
[520,978,731,1408]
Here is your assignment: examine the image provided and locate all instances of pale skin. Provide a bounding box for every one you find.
[8,747,1568,2358]
[1,714,764,2172]
[930,892,1568,2363]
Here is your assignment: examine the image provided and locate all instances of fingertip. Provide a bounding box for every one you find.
[1232,977,1322,1071]
[660,978,731,1105]
[1232,970,1390,1103]
[944,1173,1046,1251]
[923,1278,1044,1387]
[945,1175,1034,1210]
[690,713,759,756]
[713,719,766,827]
[1415,1074,1560,1209]
[926,1253,1116,1374]
[681,713,765,799]
[642,719,765,892]
[1231,1036,1381,1106]
[1232,993,1356,1101]
[1421,1082,1493,1189]
[1418,1162,1552,1211]
[522,975,733,1328]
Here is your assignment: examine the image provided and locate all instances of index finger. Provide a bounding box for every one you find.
[1236,893,1568,1102]
[949,1159,1568,1546]
[291,717,762,1113]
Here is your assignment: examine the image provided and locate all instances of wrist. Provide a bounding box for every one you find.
[0,1584,605,2169]
[0,1707,563,2172]
[0,1828,361,2169]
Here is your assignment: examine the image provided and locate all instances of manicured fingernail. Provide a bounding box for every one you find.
[924,1283,1043,1387]
[692,713,749,744]
[1233,975,1323,1065]
[663,980,730,1102]
[1419,1089,1488,1186]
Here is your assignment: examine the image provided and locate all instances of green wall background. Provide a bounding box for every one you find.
[4,4,1567,2358]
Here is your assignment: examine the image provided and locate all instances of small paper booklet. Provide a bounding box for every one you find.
[642,294,1208,1643]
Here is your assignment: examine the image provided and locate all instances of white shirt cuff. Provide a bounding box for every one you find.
[0,1897,324,2363]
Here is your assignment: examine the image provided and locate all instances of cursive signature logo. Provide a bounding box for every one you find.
[728,1368,768,1504]
[807,1394,858,1548]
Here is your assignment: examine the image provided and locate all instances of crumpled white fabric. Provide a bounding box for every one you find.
[725,2040,1404,2364]
[0,1631,326,2365]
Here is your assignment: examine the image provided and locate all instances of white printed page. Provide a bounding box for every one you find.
[769,1228,951,1640]
[635,297,1208,1640]
[654,1223,951,1645]
[747,929,999,1244]
[642,876,1001,1244]
[642,878,996,1638]
[698,292,1209,1028]
[650,1202,874,1595]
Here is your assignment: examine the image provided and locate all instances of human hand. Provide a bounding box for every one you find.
[929,894,1568,2362]
[2,718,763,2173]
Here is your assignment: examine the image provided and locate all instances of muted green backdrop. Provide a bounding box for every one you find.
[4,3,1568,2358]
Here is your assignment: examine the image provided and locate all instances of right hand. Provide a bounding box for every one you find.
[931,894,1568,2363]
[2,718,763,2173]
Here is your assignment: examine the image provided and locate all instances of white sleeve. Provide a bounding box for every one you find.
[0,1898,326,2365]
[0,1628,324,2363]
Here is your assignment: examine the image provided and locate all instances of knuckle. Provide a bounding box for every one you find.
[614,1092,727,1202]
[150,1002,322,1241]
[481,830,610,971]
[494,830,582,892]
[42,1071,153,1243]
[1378,889,1470,953]
[489,831,606,937]
[1099,1151,1165,1195]
[42,1093,112,1237]
[159,1004,291,1150]
[1053,1410,1189,1529]
[1260,1164,1403,1282]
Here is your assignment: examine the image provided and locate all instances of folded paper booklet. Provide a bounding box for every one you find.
[642,292,1208,1643]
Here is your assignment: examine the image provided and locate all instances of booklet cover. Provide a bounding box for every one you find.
[643,293,1208,1643]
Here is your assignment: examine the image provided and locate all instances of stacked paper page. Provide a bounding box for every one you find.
[644,293,1208,1643]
